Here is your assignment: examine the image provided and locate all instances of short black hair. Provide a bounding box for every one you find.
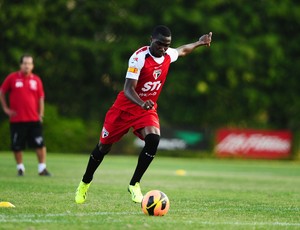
[152,25,171,38]
[20,54,33,64]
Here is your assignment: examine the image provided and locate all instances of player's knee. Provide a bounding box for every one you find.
[144,134,160,156]
[91,143,109,161]
[99,143,111,155]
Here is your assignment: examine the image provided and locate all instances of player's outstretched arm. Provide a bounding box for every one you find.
[176,32,212,57]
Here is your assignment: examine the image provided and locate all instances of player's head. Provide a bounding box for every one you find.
[20,54,34,75]
[150,25,172,57]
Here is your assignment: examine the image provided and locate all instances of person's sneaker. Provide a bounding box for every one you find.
[39,169,51,176]
[75,181,91,204]
[128,182,143,203]
[17,169,24,176]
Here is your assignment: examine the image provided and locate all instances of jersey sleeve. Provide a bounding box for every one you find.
[37,77,45,98]
[166,48,179,63]
[125,52,146,80]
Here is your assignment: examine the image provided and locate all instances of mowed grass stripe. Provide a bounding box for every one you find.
[0,152,299,230]
[2,213,300,227]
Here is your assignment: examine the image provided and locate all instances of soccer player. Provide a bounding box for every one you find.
[75,25,212,203]
[0,54,51,176]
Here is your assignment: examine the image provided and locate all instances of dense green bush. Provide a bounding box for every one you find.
[0,120,10,151]
[43,104,99,153]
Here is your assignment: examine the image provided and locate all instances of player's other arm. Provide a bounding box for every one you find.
[39,97,44,122]
[0,90,16,117]
[0,90,8,113]
[124,79,154,110]
[176,32,212,57]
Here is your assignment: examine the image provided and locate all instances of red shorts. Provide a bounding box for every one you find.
[100,106,160,144]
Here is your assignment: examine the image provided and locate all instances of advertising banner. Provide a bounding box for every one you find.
[134,126,211,151]
[215,129,292,159]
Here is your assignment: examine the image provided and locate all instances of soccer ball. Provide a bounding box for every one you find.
[141,190,170,216]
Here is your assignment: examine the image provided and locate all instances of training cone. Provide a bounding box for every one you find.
[175,169,187,176]
[0,202,15,208]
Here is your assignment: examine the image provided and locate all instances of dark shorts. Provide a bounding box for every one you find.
[10,122,45,151]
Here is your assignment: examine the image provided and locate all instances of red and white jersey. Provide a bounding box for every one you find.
[113,46,178,114]
[0,71,44,122]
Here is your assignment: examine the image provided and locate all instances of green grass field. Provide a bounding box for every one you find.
[0,151,300,230]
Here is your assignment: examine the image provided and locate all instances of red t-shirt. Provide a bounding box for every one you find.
[0,71,45,122]
[113,46,178,114]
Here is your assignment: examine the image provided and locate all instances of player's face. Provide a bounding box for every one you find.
[20,57,34,75]
[150,34,171,57]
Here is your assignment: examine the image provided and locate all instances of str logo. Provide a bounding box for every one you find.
[141,81,162,92]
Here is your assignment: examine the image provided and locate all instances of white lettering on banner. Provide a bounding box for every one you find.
[134,138,186,150]
[216,134,291,154]
[159,138,186,150]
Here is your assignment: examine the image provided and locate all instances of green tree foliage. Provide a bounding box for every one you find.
[0,0,300,152]
[159,0,300,130]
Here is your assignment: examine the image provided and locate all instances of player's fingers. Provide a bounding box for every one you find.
[208,32,212,38]
[9,111,17,117]
[149,100,155,106]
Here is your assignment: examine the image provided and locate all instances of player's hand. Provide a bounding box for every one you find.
[4,107,16,117]
[39,115,44,123]
[199,32,212,47]
[141,100,155,110]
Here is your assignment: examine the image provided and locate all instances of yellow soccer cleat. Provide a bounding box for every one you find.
[128,182,143,203]
[75,181,91,204]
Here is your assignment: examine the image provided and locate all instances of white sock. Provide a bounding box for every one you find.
[38,163,46,173]
[17,164,25,172]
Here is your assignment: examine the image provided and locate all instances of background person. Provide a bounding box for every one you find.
[0,54,51,176]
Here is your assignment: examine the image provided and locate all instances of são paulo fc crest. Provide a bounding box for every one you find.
[29,79,37,90]
[102,127,109,138]
[153,69,162,79]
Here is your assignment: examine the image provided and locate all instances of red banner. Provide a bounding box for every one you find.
[215,129,292,159]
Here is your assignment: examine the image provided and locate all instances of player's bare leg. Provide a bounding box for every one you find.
[36,146,46,163]
[14,150,25,176]
[36,147,51,176]
[14,150,23,164]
